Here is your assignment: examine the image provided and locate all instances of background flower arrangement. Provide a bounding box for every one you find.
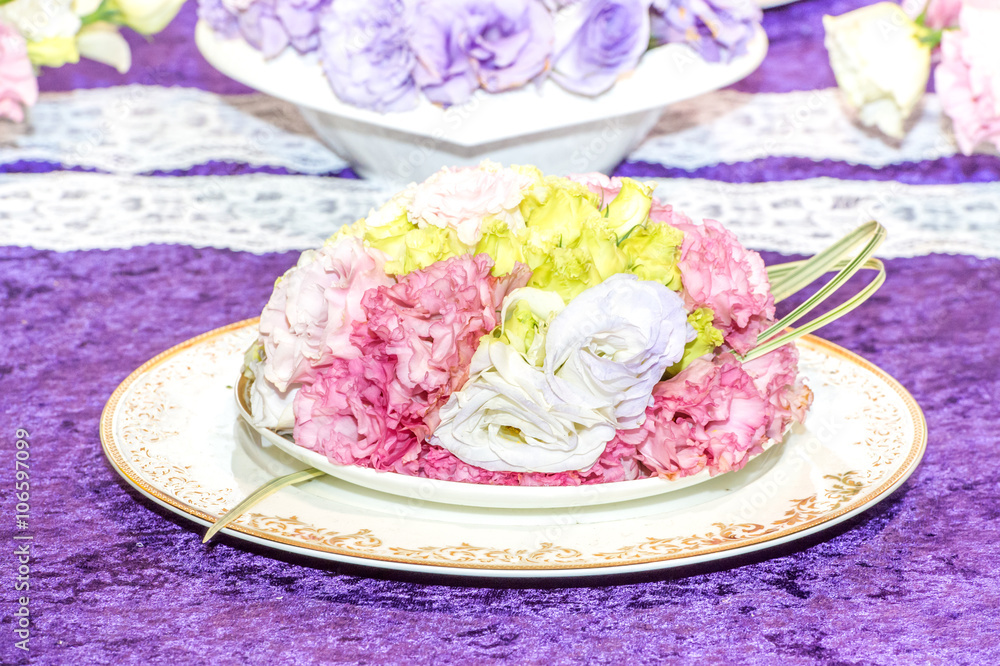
[824,0,1000,154]
[197,0,762,113]
[0,0,185,121]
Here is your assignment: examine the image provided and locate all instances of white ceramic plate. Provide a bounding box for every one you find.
[235,374,783,510]
[194,22,768,181]
[101,320,926,578]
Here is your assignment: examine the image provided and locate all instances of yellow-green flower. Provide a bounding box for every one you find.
[604,178,654,237]
[395,226,470,275]
[620,220,685,290]
[27,37,79,68]
[474,217,526,276]
[361,214,418,273]
[498,289,563,366]
[573,217,628,280]
[668,308,725,376]
[527,246,602,302]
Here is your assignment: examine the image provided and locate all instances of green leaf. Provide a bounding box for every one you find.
[202,467,326,543]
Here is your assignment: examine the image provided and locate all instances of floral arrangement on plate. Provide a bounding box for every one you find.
[824,0,1000,154]
[197,0,762,112]
[0,0,185,122]
[241,162,885,489]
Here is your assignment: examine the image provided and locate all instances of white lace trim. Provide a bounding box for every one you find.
[3,86,348,174]
[633,89,998,169]
[1,86,993,174]
[3,172,998,259]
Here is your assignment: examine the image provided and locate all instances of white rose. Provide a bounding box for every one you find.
[77,22,131,74]
[431,339,616,474]
[110,0,185,35]
[544,273,692,430]
[823,2,931,139]
[0,0,81,41]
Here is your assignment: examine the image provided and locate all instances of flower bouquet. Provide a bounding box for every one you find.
[194,1,768,180]
[824,0,1000,153]
[0,0,185,122]
[199,0,762,112]
[210,163,885,533]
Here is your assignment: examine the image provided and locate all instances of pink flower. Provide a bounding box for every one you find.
[935,3,1000,155]
[570,172,683,225]
[293,253,530,471]
[258,237,392,392]
[294,355,423,470]
[568,172,625,204]
[921,0,962,30]
[615,347,810,480]
[408,164,534,245]
[672,218,774,355]
[742,343,812,441]
[0,21,38,123]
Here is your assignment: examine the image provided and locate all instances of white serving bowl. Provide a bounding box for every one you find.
[195,21,767,183]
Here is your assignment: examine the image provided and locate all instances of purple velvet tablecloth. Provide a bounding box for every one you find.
[3,1,1000,664]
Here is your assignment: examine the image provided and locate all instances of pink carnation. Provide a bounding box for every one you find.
[259,237,392,392]
[935,3,1000,155]
[568,172,626,205]
[408,164,534,245]
[293,254,530,471]
[413,430,643,486]
[611,347,810,480]
[635,354,769,478]
[742,343,812,441]
[0,21,38,123]
[673,218,774,355]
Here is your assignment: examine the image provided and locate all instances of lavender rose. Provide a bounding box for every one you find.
[550,0,652,96]
[237,0,290,58]
[410,0,554,107]
[319,0,418,112]
[274,0,329,54]
[198,0,240,38]
[650,0,760,64]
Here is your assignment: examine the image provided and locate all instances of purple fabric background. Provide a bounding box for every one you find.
[4,0,1000,663]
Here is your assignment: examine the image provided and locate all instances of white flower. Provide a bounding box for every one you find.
[544,273,692,430]
[1,0,81,42]
[77,22,131,74]
[823,2,931,139]
[111,0,186,35]
[247,355,297,431]
[433,275,693,473]
[431,339,616,474]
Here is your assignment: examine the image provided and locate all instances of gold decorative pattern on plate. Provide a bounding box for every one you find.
[100,320,927,576]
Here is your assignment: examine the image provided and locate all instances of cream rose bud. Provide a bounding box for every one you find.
[110,0,185,35]
[431,339,616,474]
[544,274,693,430]
[823,2,931,139]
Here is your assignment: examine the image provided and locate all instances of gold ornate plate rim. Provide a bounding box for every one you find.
[100,319,927,578]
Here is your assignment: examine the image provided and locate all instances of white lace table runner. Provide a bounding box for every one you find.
[0,86,993,174]
[4,172,998,259]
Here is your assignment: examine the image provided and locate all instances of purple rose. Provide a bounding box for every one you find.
[238,0,291,58]
[410,0,554,107]
[275,0,329,54]
[319,0,419,113]
[550,0,652,96]
[650,0,761,63]
[198,0,240,38]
